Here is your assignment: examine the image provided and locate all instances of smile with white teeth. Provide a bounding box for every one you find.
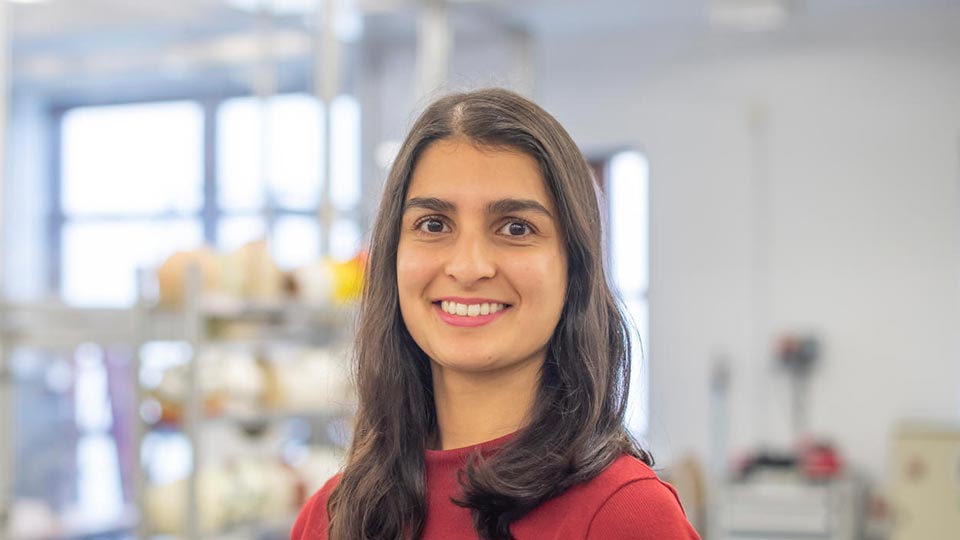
[439,300,508,317]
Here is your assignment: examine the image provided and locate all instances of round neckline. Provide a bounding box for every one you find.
[424,430,518,465]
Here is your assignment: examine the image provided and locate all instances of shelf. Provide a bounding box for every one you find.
[146,300,356,345]
[6,503,139,540]
[214,407,354,425]
[203,515,296,540]
[0,302,143,348]
[149,298,355,322]
[146,406,355,433]
[0,300,357,347]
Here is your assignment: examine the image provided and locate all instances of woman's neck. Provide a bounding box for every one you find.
[430,357,543,451]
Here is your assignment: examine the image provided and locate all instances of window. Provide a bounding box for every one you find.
[58,93,363,306]
[59,101,205,306]
[217,93,323,212]
[215,93,363,267]
[607,150,651,437]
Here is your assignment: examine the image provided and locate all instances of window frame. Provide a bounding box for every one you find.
[49,86,359,301]
[590,149,651,438]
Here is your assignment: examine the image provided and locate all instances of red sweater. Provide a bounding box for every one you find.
[292,432,701,540]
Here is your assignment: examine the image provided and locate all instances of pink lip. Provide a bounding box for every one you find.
[436,296,509,305]
[433,302,510,327]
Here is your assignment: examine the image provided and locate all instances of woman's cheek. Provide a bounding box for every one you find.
[397,246,439,289]
[524,252,563,279]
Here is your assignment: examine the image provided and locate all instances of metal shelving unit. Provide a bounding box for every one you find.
[0,301,149,540]
[0,277,356,540]
[138,268,356,540]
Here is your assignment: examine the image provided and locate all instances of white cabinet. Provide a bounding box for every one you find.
[713,476,861,540]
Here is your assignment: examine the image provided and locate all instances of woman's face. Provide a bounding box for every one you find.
[397,138,568,376]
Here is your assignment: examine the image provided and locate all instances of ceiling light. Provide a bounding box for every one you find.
[710,0,792,31]
[225,0,316,16]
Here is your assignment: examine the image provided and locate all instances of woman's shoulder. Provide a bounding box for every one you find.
[570,454,679,509]
[516,454,700,539]
[594,453,660,484]
[584,455,701,539]
[290,473,343,540]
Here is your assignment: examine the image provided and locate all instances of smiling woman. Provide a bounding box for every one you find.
[397,139,567,402]
[397,140,568,438]
[291,88,700,540]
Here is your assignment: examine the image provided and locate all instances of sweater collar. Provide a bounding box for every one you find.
[424,430,518,468]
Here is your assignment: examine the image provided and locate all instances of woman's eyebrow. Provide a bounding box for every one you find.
[403,197,455,214]
[403,197,553,219]
[485,198,554,219]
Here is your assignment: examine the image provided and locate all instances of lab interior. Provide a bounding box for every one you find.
[0,0,957,539]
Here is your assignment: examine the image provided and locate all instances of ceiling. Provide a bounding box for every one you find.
[10,0,955,43]
[6,0,684,39]
[5,0,957,95]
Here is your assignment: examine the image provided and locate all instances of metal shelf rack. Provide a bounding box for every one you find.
[0,276,356,540]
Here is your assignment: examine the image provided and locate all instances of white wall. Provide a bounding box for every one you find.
[535,7,960,484]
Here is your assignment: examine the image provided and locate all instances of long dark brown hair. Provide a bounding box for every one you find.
[327,88,650,540]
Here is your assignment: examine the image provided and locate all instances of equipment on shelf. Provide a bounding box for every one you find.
[156,240,366,308]
[775,333,820,443]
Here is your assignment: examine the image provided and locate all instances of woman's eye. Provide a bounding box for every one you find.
[417,218,446,233]
[499,221,531,237]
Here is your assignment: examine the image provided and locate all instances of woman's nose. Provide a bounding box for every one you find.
[444,232,496,285]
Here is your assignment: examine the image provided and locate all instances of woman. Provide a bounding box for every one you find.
[292,88,700,540]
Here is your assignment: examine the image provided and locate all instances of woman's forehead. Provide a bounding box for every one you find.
[405,139,556,212]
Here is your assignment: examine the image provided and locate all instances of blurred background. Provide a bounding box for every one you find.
[0,0,958,539]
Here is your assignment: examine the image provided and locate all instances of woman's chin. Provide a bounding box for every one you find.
[430,355,502,375]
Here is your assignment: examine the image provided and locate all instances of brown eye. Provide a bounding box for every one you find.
[498,220,532,237]
[417,218,447,233]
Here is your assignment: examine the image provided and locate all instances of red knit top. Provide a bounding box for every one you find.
[291,432,701,540]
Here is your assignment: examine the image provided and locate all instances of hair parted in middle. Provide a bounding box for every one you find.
[326,87,650,540]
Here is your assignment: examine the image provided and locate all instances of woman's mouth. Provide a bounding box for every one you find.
[439,300,508,316]
[432,300,511,327]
